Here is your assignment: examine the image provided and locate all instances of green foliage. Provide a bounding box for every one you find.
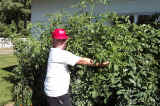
[13,3,160,106]
[62,13,160,106]
[0,0,31,37]
[12,25,52,105]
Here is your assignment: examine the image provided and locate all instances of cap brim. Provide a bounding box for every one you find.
[53,35,69,39]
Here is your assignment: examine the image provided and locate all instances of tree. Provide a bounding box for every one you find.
[0,0,31,37]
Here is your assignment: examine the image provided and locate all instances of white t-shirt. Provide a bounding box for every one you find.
[44,48,80,97]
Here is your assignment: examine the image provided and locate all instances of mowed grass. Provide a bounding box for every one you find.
[0,54,17,105]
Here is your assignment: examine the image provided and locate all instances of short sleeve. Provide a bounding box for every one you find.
[63,51,80,66]
[48,48,80,66]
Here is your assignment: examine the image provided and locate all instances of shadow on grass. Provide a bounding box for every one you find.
[1,65,19,105]
[2,65,20,84]
[2,65,17,73]
[2,65,20,85]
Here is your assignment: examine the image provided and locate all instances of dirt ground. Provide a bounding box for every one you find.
[4,102,14,106]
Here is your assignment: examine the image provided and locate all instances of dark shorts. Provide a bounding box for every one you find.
[46,94,72,106]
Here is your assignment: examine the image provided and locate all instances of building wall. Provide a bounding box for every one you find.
[108,0,160,14]
[32,0,160,23]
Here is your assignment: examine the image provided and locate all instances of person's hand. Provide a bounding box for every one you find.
[77,57,109,67]
[101,61,110,67]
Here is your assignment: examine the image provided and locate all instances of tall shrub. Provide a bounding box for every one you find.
[12,26,51,106]
[13,5,160,106]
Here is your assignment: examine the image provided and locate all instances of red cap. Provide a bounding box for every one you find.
[52,28,69,39]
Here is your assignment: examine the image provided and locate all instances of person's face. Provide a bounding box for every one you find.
[62,39,68,49]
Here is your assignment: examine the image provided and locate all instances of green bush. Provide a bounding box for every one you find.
[64,13,160,106]
[12,27,51,106]
[12,7,160,106]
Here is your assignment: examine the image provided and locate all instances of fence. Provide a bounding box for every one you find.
[0,38,13,48]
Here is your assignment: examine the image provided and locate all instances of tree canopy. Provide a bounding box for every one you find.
[0,0,31,37]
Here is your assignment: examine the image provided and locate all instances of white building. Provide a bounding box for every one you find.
[32,0,160,24]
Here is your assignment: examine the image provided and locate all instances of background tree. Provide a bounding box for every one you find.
[0,0,31,37]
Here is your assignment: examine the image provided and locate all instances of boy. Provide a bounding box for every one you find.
[44,28,109,106]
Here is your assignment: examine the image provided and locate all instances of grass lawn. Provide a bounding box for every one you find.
[0,54,17,105]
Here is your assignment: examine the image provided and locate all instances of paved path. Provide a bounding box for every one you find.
[0,48,14,54]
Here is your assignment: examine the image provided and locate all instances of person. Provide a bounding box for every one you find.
[44,28,109,106]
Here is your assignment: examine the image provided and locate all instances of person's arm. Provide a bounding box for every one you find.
[76,57,109,67]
